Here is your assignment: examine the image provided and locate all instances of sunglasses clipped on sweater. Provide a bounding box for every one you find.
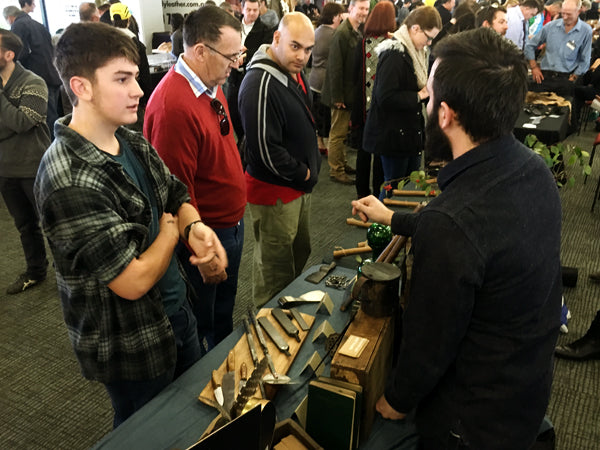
[210,98,230,136]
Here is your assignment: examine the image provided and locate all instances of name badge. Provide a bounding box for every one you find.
[566,40,576,51]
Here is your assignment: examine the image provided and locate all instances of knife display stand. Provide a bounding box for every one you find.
[198,308,315,407]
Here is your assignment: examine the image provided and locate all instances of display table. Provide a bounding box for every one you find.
[513,106,570,145]
[93,265,363,449]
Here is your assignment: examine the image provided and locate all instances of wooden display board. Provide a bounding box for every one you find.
[330,309,394,442]
[198,308,315,406]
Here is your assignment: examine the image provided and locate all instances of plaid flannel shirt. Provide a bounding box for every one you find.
[35,116,190,383]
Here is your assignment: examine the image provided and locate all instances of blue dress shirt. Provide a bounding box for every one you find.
[524,18,593,76]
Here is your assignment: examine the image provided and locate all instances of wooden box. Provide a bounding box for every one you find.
[330,309,394,443]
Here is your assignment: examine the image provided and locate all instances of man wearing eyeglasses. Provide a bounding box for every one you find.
[144,6,247,353]
[238,12,320,307]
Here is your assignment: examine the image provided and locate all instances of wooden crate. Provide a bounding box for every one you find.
[330,309,394,443]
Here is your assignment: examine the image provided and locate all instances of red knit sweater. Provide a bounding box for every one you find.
[144,68,246,229]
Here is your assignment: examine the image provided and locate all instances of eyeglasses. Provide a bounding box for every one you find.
[421,29,436,43]
[210,98,230,136]
[204,43,243,65]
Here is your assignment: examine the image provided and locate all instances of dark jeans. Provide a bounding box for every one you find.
[379,154,421,200]
[0,177,47,279]
[176,219,244,353]
[103,301,201,428]
[168,299,202,379]
[356,147,384,199]
[528,72,575,98]
[311,90,331,139]
[104,368,174,428]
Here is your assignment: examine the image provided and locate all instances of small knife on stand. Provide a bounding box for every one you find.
[211,370,224,406]
[249,308,280,378]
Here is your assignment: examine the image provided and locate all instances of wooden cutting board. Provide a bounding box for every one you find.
[198,308,315,407]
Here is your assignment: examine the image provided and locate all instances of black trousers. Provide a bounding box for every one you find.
[0,177,47,279]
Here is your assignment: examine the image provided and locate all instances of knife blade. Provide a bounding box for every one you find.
[288,307,310,331]
[238,362,247,395]
[242,317,260,368]
[271,308,300,342]
[258,315,291,355]
[248,308,279,378]
[211,370,224,406]
[222,370,236,415]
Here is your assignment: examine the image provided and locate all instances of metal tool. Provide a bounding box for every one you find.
[248,308,279,378]
[257,316,290,355]
[278,295,322,309]
[271,308,300,342]
[242,317,260,367]
[221,370,236,415]
[305,261,336,284]
[288,308,310,331]
[212,370,224,406]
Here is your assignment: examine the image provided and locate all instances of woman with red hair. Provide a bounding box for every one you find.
[352,1,397,199]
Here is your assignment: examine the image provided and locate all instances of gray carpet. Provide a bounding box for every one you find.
[1,134,599,449]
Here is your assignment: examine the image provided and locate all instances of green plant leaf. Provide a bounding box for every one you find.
[584,165,592,176]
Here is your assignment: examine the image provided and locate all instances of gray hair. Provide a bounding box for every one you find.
[3,5,21,19]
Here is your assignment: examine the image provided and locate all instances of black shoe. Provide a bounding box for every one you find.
[555,335,600,360]
[6,273,45,295]
[589,271,600,282]
[344,164,356,175]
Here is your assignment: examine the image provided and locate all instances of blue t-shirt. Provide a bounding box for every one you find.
[110,136,186,316]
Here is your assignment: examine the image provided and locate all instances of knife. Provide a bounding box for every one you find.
[258,315,291,355]
[288,307,310,331]
[238,362,247,395]
[211,370,224,406]
[242,317,260,368]
[227,349,235,372]
[248,308,279,378]
[271,308,300,342]
[222,370,236,416]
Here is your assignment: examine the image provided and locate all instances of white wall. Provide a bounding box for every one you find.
[126,0,168,49]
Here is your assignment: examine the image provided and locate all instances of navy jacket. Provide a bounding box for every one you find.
[239,45,320,193]
[388,134,562,449]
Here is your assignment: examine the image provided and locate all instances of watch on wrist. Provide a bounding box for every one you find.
[184,219,202,241]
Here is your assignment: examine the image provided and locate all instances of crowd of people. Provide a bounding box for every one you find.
[1,0,598,447]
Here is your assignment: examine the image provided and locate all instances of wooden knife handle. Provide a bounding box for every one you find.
[227,349,235,372]
[211,370,220,388]
[240,362,247,380]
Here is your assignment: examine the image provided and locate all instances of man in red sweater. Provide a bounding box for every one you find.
[144,6,246,353]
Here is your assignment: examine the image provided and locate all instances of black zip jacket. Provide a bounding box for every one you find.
[238,45,320,193]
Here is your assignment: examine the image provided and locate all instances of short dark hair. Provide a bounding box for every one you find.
[55,22,139,105]
[18,0,33,8]
[79,2,98,21]
[183,6,242,48]
[171,13,184,32]
[242,0,259,6]
[476,5,506,27]
[521,0,541,11]
[0,29,24,58]
[432,28,527,143]
[318,3,345,25]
